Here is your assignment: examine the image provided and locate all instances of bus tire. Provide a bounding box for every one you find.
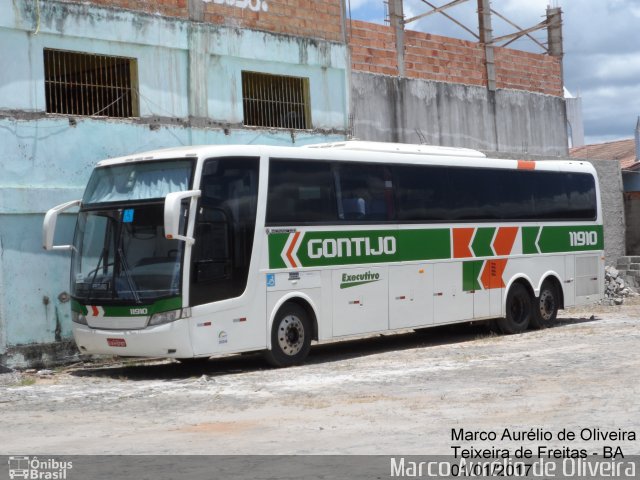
[497,283,532,334]
[530,281,559,329]
[264,303,311,368]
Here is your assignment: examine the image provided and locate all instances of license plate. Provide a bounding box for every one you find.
[107,338,127,347]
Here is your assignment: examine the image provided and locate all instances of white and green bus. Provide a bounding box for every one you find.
[43,141,604,367]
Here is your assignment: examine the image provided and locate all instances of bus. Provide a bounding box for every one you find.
[43,141,604,367]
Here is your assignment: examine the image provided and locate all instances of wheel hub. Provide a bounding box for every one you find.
[539,290,555,321]
[278,315,304,356]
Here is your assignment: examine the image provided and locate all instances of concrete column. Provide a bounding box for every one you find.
[187,25,209,121]
[546,7,563,57]
[188,0,204,21]
[388,0,405,77]
[546,6,563,85]
[477,0,495,91]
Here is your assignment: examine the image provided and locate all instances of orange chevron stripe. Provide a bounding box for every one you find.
[480,259,508,289]
[493,227,518,256]
[517,160,536,170]
[286,232,300,268]
[453,228,474,258]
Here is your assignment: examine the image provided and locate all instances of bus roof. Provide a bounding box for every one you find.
[303,141,486,158]
[95,142,596,175]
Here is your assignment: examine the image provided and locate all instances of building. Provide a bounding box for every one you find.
[570,138,636,171]
[571,118,640,260]
[0,0,610,366]
[564,87,584,148]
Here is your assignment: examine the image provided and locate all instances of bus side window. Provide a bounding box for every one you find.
[266,160,336,224]
[337,164,394,222]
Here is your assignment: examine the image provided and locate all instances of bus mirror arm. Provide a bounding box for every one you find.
[164,190,201,245]
[42,199,82,251]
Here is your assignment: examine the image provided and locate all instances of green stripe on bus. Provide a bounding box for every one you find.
[463,260,483,291]
[471,227,495,257]
[268,225,604,269]
[72,296,182,317]
[536,225,604,253]
[522,227,540,254]
[71,299,88,315]
[268,234,289,269]
[269,229,451,269]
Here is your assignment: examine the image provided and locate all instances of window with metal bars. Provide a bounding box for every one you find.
[242,71,311,130]
[44,49,139,118]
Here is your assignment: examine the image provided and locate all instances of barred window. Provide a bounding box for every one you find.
[242,71,311,129]
[44,49,139,118]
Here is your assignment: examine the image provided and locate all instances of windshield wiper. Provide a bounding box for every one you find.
[117,247,142,305]
[86,249,105,300]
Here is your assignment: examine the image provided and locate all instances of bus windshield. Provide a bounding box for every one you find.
[71,204,183,303]
[83,159,193,204]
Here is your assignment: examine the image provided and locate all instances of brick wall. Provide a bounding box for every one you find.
[77,0,188,18]
[201,0,343,42]
[349,20,562,97]
[404,29,487,86]
[58,0,344,42]
[56,1,562,96]
[349,21,397,76]
[494,48,562,96]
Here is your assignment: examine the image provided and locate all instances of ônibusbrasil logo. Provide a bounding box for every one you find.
[8,456,73,479]
[340,271,381,289]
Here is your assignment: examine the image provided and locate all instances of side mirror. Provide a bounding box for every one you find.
[164,190,201,244]
[43,199,81,251]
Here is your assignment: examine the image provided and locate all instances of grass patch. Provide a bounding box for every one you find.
[14,377,36,387]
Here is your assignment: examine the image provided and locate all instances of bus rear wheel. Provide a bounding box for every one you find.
[497,283,532,334]
[264,303,311,368]
[530,281,559,329]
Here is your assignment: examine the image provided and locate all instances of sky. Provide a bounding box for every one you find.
[347,0,640,145]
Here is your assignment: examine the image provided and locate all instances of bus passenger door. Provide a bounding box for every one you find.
[433,262,473,324]
[332,266,388,336]
[389,264,434,329]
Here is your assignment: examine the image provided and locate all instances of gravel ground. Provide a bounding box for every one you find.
[1,299,639,455]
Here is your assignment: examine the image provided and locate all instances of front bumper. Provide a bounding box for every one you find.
[72,319,193,358]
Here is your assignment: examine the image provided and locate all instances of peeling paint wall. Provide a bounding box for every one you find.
[0,0,348,363]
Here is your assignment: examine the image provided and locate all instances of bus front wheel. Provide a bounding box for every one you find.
[264,303,312,368]
[498,283,532,334]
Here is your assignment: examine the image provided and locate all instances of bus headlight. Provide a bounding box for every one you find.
[148,309,181,326]
[72,311,88,325]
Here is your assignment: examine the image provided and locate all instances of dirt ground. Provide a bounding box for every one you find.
[1,299,639,456]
